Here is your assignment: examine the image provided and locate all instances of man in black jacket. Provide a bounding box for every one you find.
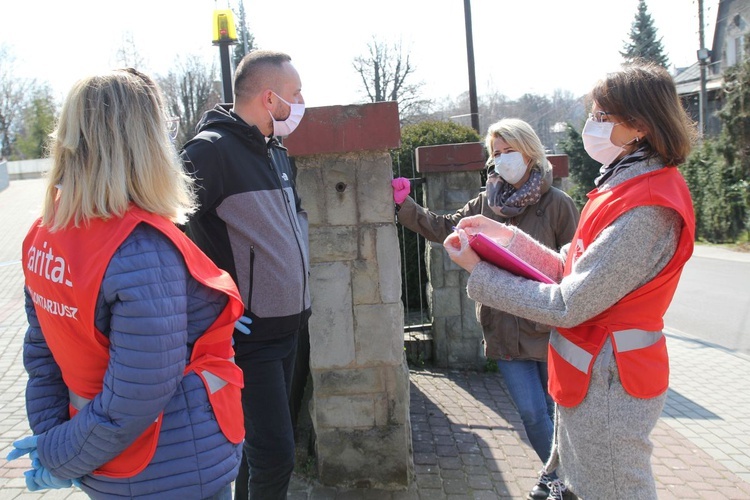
[181,50,309,500]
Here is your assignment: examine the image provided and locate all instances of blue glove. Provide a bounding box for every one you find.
[235,315,252,335]
[6,435,38,461]
[24,465,72,491]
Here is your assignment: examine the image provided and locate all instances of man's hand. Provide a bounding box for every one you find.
[235,315,253,335]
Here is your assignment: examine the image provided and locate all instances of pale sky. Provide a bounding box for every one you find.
[1,0,720,108]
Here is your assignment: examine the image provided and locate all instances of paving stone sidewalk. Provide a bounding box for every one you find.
[1,179,749,499]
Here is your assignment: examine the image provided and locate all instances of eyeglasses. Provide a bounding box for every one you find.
[166,116,180,141]
[588,110,614,123]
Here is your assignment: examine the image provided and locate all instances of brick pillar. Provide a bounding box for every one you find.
[284,102,413,489]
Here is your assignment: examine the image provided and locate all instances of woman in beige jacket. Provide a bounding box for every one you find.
[393,118,579,499]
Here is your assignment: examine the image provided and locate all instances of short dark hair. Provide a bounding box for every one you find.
[590,61,697,166]
[233,50,292,98]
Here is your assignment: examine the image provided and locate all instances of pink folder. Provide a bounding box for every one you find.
[468,233,555,284]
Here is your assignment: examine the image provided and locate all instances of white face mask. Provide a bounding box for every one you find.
[582,118,625,166]
[269,91,305,137]
[493,151,528,184]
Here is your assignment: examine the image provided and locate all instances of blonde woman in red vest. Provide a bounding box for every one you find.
[443,61,696,499]
[7,69,245,499]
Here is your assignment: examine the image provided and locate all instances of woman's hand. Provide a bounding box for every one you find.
[391,178,411,205]
[443,228,481,273]
[455,215,514,246]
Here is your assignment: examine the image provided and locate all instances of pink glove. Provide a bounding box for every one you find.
[392,177,411,204]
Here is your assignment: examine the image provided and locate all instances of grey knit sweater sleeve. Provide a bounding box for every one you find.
[466,176,683,329]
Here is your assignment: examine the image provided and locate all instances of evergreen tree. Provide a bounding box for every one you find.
[680,34,750,243]
[14,85,57,160]
[558,122,600,210]
[713,33,750,240]
[621,0,669,68]
[232,1,256,68]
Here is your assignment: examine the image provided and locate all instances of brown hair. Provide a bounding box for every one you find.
[590,60,697,165]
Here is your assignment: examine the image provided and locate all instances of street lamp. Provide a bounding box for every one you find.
[697,0,709,137]
[212,9,238,104]
[697,47,710,137]
[463,0,480,134]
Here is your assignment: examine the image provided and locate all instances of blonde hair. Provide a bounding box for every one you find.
[484,118,550,176]
[43,68,196,231]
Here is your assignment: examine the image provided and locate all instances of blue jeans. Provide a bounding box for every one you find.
[233,331,299,500]
[496,359,555,464]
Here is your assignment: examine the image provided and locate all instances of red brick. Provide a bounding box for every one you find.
[415,142,569,178]
[284,102,400,156]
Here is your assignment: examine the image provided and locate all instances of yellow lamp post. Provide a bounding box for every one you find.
[212,9,237,103]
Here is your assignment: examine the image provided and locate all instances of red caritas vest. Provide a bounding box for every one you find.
[22,206,245,478]
[548,167,695,407]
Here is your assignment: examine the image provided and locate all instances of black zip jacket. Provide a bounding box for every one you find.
[181,104,311,341]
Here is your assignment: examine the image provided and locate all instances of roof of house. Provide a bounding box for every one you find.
[673,62,725,96]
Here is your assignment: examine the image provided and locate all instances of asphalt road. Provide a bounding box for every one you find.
[664,247,750,355]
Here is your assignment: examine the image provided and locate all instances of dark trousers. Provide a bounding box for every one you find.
[233,331,299,500]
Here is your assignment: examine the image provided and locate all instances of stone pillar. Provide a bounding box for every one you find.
[415,143,486,369]
[284,102,413,489]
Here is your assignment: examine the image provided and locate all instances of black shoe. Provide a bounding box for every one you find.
[528,473,552,499]
[546,478,572,500]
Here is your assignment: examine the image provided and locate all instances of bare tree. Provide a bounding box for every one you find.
[115,32,147,69]
[419,86,585,152]
[0,45,35,159]
[158,55,221,147]
[353,37,430,121]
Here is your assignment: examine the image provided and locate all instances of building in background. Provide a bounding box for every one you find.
[674,0,750,136]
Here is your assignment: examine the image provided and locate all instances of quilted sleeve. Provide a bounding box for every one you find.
[36,224,190,479]
[23,289,71,434]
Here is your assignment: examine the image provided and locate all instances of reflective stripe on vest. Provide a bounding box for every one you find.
[69,391,91,411]
[549,330,592,373]
[202,370,227,394]
[199,356,236,394]
[612,329,663,352]
[550,328,664,373]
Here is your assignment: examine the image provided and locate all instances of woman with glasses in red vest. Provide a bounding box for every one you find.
[443,61,696,499]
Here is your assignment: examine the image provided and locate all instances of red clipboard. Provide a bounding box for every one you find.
[468,233,555,284]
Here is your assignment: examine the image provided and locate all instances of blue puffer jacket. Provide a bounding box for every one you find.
[23,224,242,499]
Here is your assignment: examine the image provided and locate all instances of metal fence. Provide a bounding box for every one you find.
[393,154,433,365]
